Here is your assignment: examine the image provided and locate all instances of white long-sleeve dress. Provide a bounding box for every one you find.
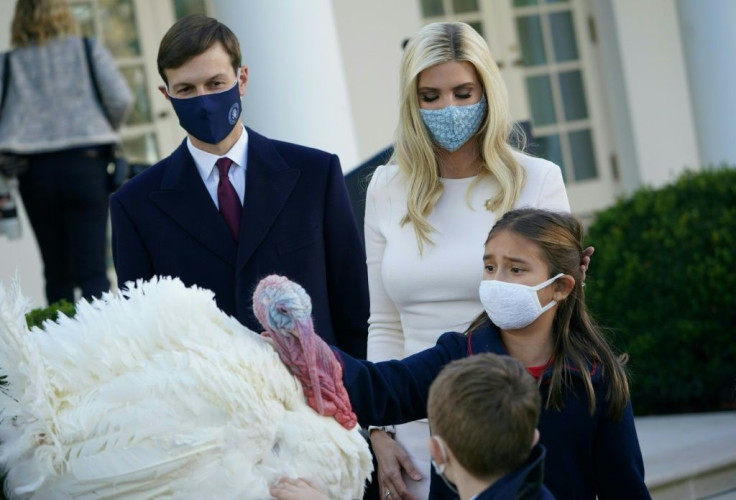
[364,151,570,498]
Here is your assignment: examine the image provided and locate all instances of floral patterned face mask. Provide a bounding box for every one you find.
[419,95,486,152]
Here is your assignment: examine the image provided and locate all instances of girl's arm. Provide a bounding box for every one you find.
[337,331,466,426]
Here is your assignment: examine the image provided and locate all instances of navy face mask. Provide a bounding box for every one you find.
[168,77,242,144]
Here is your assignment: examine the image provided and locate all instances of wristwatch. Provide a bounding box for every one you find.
[369,425,396,437]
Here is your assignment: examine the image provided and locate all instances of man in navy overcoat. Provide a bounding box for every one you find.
[110,16,368,358]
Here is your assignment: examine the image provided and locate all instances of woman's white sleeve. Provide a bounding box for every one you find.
[364,168,405,362]
[537,161,571,212]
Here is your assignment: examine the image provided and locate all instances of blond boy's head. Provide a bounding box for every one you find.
[428,353,541,478]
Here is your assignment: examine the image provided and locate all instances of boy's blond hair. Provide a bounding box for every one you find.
[428,353,541,477]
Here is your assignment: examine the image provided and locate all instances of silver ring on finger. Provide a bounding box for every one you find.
[384,490,392,498]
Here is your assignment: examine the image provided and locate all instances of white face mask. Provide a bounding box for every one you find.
[479,273,564,330]
[430,436,458,494]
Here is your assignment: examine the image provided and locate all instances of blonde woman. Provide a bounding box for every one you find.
[0,0,131,304]
[365,22,577,499]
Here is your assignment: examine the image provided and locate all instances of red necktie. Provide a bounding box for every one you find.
[215,157,241,239]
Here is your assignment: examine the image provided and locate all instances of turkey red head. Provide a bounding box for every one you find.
[253,274,313,341]
[253,275,357,430]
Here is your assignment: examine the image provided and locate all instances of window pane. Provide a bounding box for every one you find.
[513,0,538,6]
[559,70,588,121]
[526,75,556,126]
[121,133,159,165]
[550,11,578,62]
[453,0,478,13]
[570,129,597,180]
[468,21,484,38]
[99,0,141,57]
[70,3,95,37]
[536,134,565,181]
[421,0,444,17]
[174,0,208,19]
[516,15,546,66]
[119,65,152,126]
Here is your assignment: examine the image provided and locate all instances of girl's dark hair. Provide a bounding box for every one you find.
[157,15,241,85]
[467,208,630,419]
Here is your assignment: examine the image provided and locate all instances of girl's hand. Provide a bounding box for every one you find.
[269,477,327,500]
[371,429,422,500]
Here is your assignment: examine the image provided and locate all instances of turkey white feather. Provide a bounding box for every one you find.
[0,277,371,499]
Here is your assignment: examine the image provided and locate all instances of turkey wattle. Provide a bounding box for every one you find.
[252,275,357,430]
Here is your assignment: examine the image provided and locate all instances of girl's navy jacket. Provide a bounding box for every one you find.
[338,322,651,499]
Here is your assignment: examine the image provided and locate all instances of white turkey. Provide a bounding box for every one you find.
[0,276,372,499]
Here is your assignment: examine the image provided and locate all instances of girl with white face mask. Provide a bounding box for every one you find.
[324,208,648,500]
[363,21,596,500]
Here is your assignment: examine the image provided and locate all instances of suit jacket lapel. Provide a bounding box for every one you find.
[236,129,299,271]
[149,141,237,266]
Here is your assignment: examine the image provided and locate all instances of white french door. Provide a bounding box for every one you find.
[68,0,215,165]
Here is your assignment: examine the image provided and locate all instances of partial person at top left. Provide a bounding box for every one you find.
[110,15,369,358]
[0,0,133,305]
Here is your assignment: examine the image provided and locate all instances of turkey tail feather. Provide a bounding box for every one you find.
[0,277,372,498]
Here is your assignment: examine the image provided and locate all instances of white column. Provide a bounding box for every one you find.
[331,0,421,164]
[677,0,736,168]
[607,0,699,188]
[212,0,360,171]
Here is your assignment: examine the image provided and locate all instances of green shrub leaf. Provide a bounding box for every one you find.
[585,167,736,414]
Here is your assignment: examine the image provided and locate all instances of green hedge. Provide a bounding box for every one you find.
[585,166,736,415]
[25,299,76,329]
[1,300,74,387]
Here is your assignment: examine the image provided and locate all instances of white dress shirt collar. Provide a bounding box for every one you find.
[186,124,249,206]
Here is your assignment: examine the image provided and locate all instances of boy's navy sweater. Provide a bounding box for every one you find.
[338,322,651,500]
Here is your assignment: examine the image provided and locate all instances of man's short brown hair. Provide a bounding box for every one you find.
[428,353,541,478]
[157,15,241,85]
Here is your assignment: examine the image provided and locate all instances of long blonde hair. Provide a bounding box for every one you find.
[11,0,78,48]
[393,22,526,252]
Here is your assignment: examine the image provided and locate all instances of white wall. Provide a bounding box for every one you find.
[213,0,360,170]
[0,0,46,309]
[609,0,699,188]
[677,0,736,168]
[331,1,422,168]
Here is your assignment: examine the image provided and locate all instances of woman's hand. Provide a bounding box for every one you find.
[581,246,595,284]
[269,477,327,500]
[371,429,422,500]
